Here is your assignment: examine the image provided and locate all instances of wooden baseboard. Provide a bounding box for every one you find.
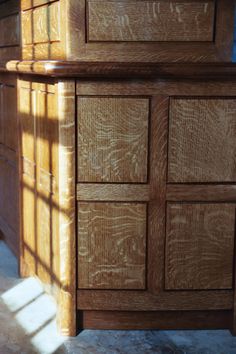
[77,310,233,331]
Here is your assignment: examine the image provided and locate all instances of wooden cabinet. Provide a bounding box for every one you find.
[74,79,236,332]
[0,0,235,337]
[14,72,236,334]
[0,62,234,336]
[20,0,235,62]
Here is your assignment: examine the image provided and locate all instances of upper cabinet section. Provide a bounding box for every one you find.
[19,0,235,62]
[0,0,234,62]
[0,0,20,61]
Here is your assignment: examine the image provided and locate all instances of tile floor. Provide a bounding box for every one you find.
[1,240,236,354]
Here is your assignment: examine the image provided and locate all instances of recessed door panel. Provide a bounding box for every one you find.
[165,203,235,290]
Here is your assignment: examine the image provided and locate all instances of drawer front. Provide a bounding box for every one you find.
[168,98,236,183]
[88,1,214,42]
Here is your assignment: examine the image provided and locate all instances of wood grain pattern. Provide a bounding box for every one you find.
[77,289,233,311]
[0,14,19,47]
[0,0,20,60]
[22,2,60,44]
[77,183,149,202]
[21,0,66,60]
[18,81,36,274]
[76,80,236,97]
[22,0,56,10]
[3,84,18,151]
[36,87,58,286]
[168,98,236,183]
[167,185,236,202]
[165,203,235,290]
[7,62,236,80]
[67,0,234,62]
[0,147,18,253]
[19,79,77,336]
[148,96,169,294]
[88,1,214,42]
[0,74,19,256]
[80,310,232,330]
[77,97,149,183]
[0,0,19,19]
[57,80,77,336]
[214,0,235,61]
[77,202,147,289]
[19,79,62,308]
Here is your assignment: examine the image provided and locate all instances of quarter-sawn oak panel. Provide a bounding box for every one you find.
[77,97,149,183]
[88,1,215,42]
[168,98,236,182]
[165,203,235,290]
[77,202,147,289]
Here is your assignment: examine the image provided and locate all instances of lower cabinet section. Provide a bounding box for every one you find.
[16,75,236,334]
[75,79,236,332]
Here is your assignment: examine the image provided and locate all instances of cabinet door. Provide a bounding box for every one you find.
[76,83,235,314]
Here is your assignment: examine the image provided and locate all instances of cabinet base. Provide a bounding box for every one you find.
[77,310,233,331]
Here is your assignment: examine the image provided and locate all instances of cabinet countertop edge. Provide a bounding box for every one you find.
[1,60,236,80]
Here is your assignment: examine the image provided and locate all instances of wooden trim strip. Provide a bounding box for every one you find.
[167,185,236,202]
[148,96,169,293]
[214,0,235,61]
[4,61,236,80]
[77,289,233,311]
[78,310,232,330]
[57,81,77,336]
[76,183,150,202]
